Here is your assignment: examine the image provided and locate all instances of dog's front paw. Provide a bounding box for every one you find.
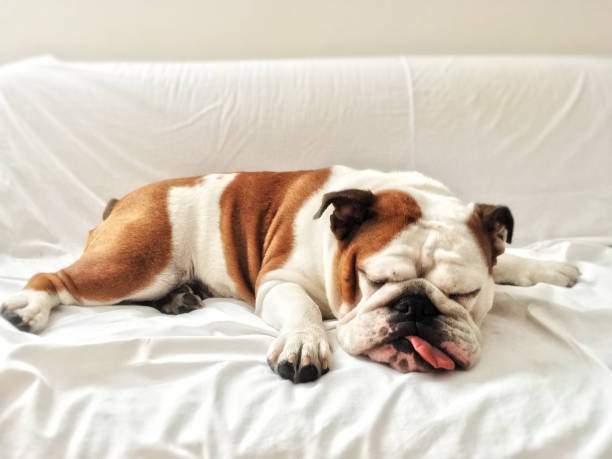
[266,327,332,383]
[529,260,581,287]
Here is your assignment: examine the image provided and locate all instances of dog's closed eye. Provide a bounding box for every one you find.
[368,278,385,289]
[449,289,481,301]
[358,269,386,289]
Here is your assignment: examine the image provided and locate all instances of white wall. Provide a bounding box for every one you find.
[1,0,611,63]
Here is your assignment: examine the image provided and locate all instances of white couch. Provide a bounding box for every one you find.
[1,56,611,458]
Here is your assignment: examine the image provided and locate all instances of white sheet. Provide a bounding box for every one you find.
[1,240,611,458]
[1,57,611,458]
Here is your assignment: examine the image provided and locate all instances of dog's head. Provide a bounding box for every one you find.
[314,187,513,372]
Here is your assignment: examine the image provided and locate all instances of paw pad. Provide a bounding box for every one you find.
[1,307,32,332]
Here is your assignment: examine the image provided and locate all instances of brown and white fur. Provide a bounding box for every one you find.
[1,166,579,383]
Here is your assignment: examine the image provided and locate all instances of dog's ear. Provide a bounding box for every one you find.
[313,189,376,240]
[473,203,514,259]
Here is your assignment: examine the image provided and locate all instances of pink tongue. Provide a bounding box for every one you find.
[407,336,455,370]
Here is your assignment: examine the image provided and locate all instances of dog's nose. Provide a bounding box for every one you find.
[389,293,439,321]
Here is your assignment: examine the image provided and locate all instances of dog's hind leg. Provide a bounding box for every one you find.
[1,177,202,333]
[0,248,182,333]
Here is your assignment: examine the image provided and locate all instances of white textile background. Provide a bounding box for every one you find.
[0,56,611,254]
[0,57,611,458]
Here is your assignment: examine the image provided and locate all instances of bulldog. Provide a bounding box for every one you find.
[1,166,580,382]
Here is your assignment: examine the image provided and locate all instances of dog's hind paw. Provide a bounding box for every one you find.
[151,281,210,314]
[1,291,55,333]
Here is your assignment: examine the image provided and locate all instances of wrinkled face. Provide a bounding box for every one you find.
[336,222,495,372]
[317,188,513,373]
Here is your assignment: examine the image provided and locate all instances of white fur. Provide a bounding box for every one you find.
[167,173,239,298]
[493,254,580,287]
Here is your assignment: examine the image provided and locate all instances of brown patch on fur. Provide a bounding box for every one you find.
[335,191,422,305]
[25,271,82,301]
[26,273,61,295]
[219,169,331,304]
[24,177,202,302]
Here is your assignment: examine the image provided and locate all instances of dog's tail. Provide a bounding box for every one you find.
[102,198,119,220]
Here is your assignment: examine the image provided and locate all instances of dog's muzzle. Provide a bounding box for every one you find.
[336,279,482,373]
[384,291,455,370]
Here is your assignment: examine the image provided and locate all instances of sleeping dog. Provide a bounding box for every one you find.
[1,166,580,382]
